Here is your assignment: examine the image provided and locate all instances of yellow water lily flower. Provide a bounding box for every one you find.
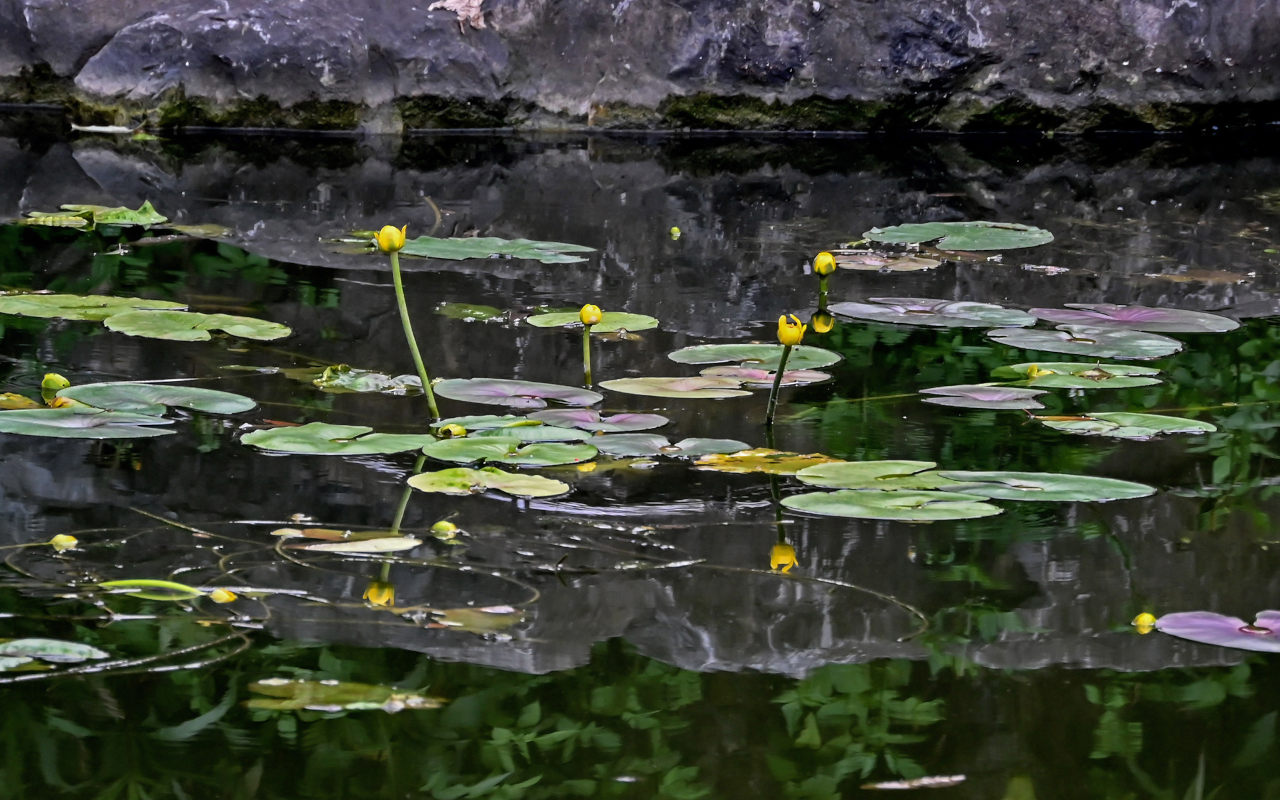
[1131,612,1157,634]
[363,580,395,607]
[770,543,798,573]
[437,423,467,438]
[372,224,407,253]
[813,251,836,276]
[48,534,78,552]
[579,304,603,326]
[777,314,806,347]
[41,373,70,391]
[208,588,238,604]
[810,310,835,334]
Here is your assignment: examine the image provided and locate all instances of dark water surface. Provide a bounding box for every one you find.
[2,112,1280,798]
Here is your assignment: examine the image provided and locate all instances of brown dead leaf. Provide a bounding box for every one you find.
[429,0,486,30]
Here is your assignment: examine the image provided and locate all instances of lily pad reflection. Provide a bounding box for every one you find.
[830,298,1035,328]
[920,385,1047,410]
[667,343,841,370]
[1029,304,1239,333]
[434,378,603,409]
[988,326,1182,360]
[992,362,1162,389]
[1155,611,1280,653]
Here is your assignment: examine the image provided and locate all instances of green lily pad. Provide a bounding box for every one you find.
[435,302,507,322]
[934,471,1156,502]
[433,378,603,409]
[665,438,752,458]
[399,236,595,264]
[431,605,525,634]
[1036,411,1216,440]
[832,251,940,272]
[591,433,672,457]
[1029,304,1239,333]
[829,298,1036,328]
[795,460,957,490]
[668,343,842,370]
[991,362,1163,389]
[0,293,187,322]
[407,467,571,499]
[98,578,205,601]
[695,448,845,475]
[0,408,174,438]
[700,366,832,387]
[527,311,659,332]
[0,638,109,663]
[248,678,445,712]
[525,409,668,432]
[58,382,256,416]
[105,310,292,341]
[988,325,1182,360]
[919,384,1047,410]
[310,365,421,394]
[599,376,751,399]
[0,656,34,671]
[62,200,168,227]
[241,423,437,455]
[782,489,1003,521]
[422,437,597,467]
[863,221,1054,251]
[431,415,539,432]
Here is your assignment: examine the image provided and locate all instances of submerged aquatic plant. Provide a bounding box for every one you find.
[766,314,806,427]
[374,224,441,420]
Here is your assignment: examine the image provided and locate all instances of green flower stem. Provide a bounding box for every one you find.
[390,454,427,535]
[389,251,441,420]
[582,324,594,387]
[764,344,793,427]
[818,275,829,310]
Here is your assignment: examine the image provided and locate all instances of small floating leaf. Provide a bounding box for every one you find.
[105,310,292,341]
[58,382,256,416]
[525,409,668,432]
[241,423,436,455]
[934,471,1156,502]
[599,377,750,399]
[435,302,507,322]
[991,362,1162,389]
[863,221,1054,251]
[430,605,524,633]
[592,433,671,457]
[0,293,186,322]
[407,467,571,498]
[920,384,1047,410]
[527,311,659,332]
[1029,304,1239,333]
[0,408,174,439]
[99,578,205,601]
[829,298,1035,328]
[61,200,168,227]
[695,448,844,476]
[700,366,832,387]
[248,678,445,712]
[422,437,597,467]
[1037,411,1216,440]
[666,438,752,458]
[832,251,940,272]
[668,343,841,370]
[297,537,423,553]
[0,638,109,663]
[1155,611,1280,653]
[398,235,595,264]
[988,325,1182,360]
[795,460,953,490]
[433,378,603,409]
[782,490,1002,521]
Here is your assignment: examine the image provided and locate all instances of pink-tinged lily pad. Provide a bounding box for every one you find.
[920,384,1047,410]
[433,378,603,409]
[1155,611,1280,653]
[829,298,1035,328]
[1029,304,1239,334]
[990,362,1162,389]
[831,251,941,272]
[988,325,1182,360]
[700,366,832,387]
[598,377,750,399]
[667,344,841,370]
[526,409,668,432]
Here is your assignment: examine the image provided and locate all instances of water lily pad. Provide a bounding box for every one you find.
[241,423,437,455]
[919,384,1047,410]
[0,293,186,321]
[829,298,1036,328]
[435,302,507,322]
[430,605,524,633]
[668,344,842,370]
[665,438,752,458]
[105,310,292,341]
[700,366,832,387]
[248,678,445,712]
[433,378,603,409]
[0,638,109,663]
[863,221,1054,251]
[934,471,1156,502]
[525,409,668,432]
[988,326,1182,360]
[399,236,595,264]
[991,362,1162,389]
[1155,611,1280,653]
[407,467,571,499]
[695,448,844,475]
[311,365,421,394]
[832,251,940,272]
[592,433,672,457]
[98,578,205,601]
[0,408,174,438]
[58,382,256,416]
[0,393,41,409]
[1029,304,1239,333]
[0,656,34,670]
[422,437,597,467]
[782,490,1002,521]
[296,537,423,553]
[599,377,751,399]
[1036,411,1216,439]
[795,460,953,490]
[61,200,168,227]
[431,415,539,432]
[527,311,659,332]
[471,425,591,442]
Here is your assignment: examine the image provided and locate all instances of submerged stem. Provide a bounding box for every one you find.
[581,324,594,387]
[389,251,441,420]
[764,344,793,427]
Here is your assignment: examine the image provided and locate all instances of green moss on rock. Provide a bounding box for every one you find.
[397,96,533,129]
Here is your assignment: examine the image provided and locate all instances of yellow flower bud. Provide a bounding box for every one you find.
[1131,612,1157,634]
[41,373,70,392]
[49,534,78,552]
[372,224,407,253]
[669,226,681,240]
[770,543,798,573]
[431,519,459,535]
[777,314,806,347]
[437,423,467,438]
[813,251,836,277]
[809,310,835,334]
[579,304,603,326]
[208,588,238,604]
[363,580,395,607]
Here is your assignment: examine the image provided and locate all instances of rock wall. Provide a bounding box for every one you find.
[1,0,1278,132]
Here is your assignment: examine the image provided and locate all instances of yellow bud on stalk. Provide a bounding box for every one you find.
[579,304,603,326]
[372,224,407,253]
[813,251,836,277]
[777,314,806,347]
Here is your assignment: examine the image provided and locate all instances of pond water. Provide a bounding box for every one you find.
[2,112,1280,798]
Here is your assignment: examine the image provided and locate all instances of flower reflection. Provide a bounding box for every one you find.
[363,580,396,607]
[771,542,798,573]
